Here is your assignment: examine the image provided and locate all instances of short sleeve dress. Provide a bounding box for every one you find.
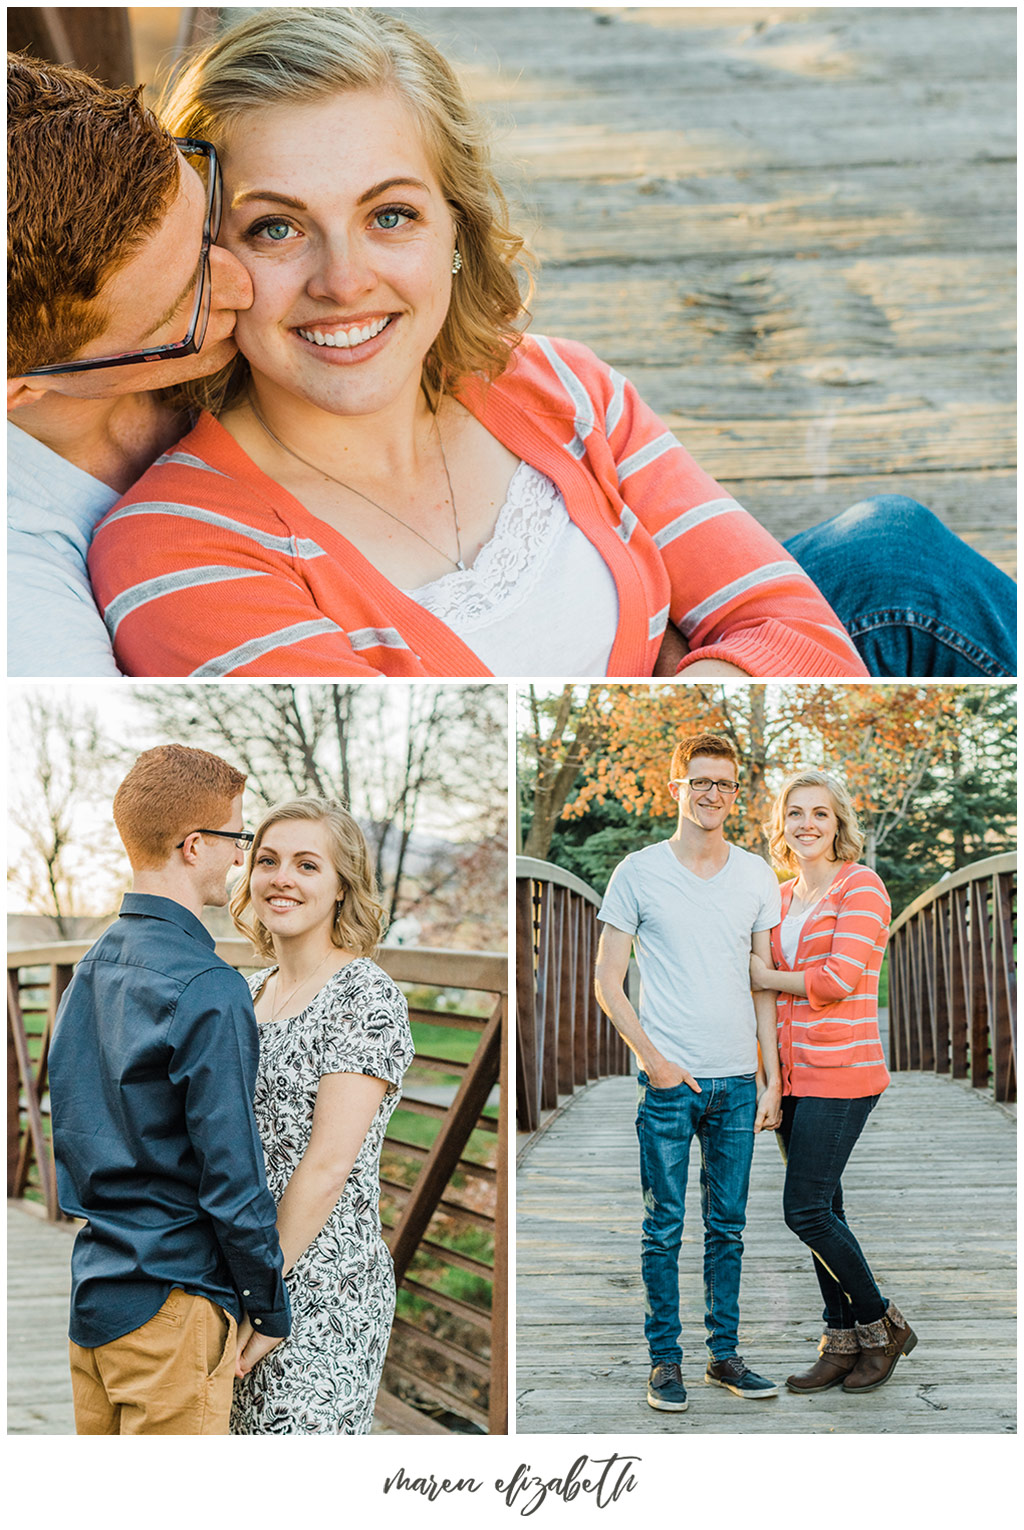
[230,957,414,1435]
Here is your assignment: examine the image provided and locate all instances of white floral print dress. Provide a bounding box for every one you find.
[230,958,413,1435]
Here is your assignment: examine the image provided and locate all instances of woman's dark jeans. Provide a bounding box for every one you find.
[777,1094,887,1329]
[785,495,1016,677]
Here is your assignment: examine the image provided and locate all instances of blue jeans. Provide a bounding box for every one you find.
[785,496,1016,676]
[777,1095,887,1329]
[636,1072,756,1365]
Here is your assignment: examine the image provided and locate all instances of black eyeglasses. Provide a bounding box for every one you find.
[176,828,255,850]
[24,138,223,377]
[669,777,741,796]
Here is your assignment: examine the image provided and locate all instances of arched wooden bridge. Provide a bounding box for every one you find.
[515,854,1016,1434]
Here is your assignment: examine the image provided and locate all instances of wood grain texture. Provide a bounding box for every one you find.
[6,1205,420,1434]
[516,1072,1016,1434]
[400,6,1016,572]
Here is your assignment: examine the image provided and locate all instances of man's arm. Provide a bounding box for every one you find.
[594,924,700,1092]
[750,951,807,996]
[169,968,291,1341]
[751,928,782,1132]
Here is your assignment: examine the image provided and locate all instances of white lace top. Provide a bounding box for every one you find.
[780,903,815,966]
[404,460,620,675]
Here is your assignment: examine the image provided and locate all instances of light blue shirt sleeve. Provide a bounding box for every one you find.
[7,421,122,677]
[753,859,783,932]
[597,857,640,936]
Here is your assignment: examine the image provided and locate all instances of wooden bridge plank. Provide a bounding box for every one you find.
[405,6,1015,571]
[419,7,1016,94]
[523,164,1013,266]
[532,254,1016,365]
[516,1072,1016,1434]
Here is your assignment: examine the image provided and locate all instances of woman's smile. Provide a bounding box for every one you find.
[290,311,399,367]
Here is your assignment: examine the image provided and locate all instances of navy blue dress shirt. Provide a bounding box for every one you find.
[49,893,291,1348]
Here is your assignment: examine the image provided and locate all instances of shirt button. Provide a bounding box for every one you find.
[242,1289,251,1296]
[253,1318,262,1326]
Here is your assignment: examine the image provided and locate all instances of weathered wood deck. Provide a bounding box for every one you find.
[405,6,1015,573]
[516,1072,1016,1433]
[6,1206,410,1434]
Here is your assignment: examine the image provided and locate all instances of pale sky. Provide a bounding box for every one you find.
[7,680,508,916]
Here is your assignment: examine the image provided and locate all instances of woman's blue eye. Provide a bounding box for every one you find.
[247,218,297,243]
[373,207,412,231]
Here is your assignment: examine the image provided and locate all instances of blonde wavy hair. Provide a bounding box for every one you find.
[159,5,531,413]
[766,769,865,874]
[231,796,386,960]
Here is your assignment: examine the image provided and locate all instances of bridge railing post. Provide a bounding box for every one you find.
[516,858,633,1140]
[888,854,1016,1104]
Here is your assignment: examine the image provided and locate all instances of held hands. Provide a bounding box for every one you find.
[754,1078,782,1133]
[234,1316,285,1379]
[646,1058,701,1093]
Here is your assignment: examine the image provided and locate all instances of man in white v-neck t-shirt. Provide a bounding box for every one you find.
[596,731,783,1414]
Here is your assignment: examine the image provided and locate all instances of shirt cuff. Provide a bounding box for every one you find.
[241,1293,291,1339]
[677,620,869,677]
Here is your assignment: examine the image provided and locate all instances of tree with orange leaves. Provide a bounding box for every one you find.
[524,685,1010,900]
[563,684,843,860]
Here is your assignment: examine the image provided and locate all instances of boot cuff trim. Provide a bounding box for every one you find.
[854,1316,888,1349]
[822,1328,859,1355]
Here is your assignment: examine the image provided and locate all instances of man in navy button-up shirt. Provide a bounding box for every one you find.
[49,744,290,1434]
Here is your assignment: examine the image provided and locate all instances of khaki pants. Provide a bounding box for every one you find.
[69,1288,236,1435]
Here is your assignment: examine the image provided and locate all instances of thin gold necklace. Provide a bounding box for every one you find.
[248,396,466,571]
[269,949,334,1023]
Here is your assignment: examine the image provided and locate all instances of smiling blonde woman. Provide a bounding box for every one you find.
[751,771,917,1396]
[228,796,413,1434]
[86,7,1015,679]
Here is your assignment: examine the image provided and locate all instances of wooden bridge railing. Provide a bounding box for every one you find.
[516,857,631,1138]
[7,939,507,1435]
[888,853,1016,1103]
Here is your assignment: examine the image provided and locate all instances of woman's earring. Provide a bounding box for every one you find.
[451,247,462,274]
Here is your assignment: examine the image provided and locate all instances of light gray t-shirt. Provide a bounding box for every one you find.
[598,838,781,1077]
[7,420,121,676]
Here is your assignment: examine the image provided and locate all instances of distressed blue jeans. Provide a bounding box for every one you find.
[636,1071,757,1365]
[784,495,1016,676]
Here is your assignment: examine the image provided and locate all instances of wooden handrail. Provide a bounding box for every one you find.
[515,857,632,1142]
[7,937,508,1434]
[889,853,1017,934]
[888,855,1016,1103]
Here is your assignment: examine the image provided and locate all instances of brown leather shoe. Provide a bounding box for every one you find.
[843,1305,917,1393]
[787,1336,859,1394]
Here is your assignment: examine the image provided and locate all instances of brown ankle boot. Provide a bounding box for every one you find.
[842,1303,917,1393]
[786,1328,859,1393]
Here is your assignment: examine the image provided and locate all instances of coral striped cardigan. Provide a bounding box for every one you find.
[88,334,869,678]
[772,863,891,1099]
